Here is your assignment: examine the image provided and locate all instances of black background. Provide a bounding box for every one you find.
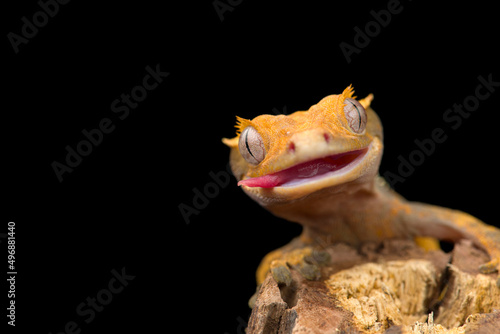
[4,0,500,333]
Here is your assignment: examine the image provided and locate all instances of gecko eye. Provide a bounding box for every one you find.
[343,98,367,134]
[238,126,265,165]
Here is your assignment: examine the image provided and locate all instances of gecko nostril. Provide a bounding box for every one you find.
[323,133,331,143]
[288,141,296,153]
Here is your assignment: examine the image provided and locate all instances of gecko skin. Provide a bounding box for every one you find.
[223,86,500,287]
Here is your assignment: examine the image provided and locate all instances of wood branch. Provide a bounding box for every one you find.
[247,239,500,334]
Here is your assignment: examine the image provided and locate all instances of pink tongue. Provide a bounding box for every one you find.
[238,174,283,188]
[238,149,366,188]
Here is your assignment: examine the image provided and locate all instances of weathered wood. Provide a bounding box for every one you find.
[247,240,500,334]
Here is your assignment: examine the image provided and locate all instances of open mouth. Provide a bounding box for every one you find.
[238,147,369,188]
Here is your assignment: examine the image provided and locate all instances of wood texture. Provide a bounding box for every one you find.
[247,240,500,333]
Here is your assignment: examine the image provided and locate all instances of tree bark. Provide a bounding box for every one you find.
[247,239,500,334]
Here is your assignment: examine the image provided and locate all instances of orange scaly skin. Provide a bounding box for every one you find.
[223,86,500,287]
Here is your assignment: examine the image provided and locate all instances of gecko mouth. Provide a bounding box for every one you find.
[238,147,369,188]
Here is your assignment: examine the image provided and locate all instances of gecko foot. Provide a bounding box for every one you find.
[478,258,500,288]
[267,247,330,285]
[256,237,331,285]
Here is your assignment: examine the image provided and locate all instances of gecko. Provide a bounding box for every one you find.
[222,86,500,288]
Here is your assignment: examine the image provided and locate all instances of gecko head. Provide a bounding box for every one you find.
[222,86,384,205]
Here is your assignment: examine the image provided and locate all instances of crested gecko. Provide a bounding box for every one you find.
[222,86,500,287]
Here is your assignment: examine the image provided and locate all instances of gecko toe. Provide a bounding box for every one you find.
[248,284,261,309]
[478,259,499,275]
[310,249,331,265]
[295,261,321,280]
[271,265,293,286]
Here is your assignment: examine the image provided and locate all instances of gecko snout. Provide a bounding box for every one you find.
[286,129,335,160]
